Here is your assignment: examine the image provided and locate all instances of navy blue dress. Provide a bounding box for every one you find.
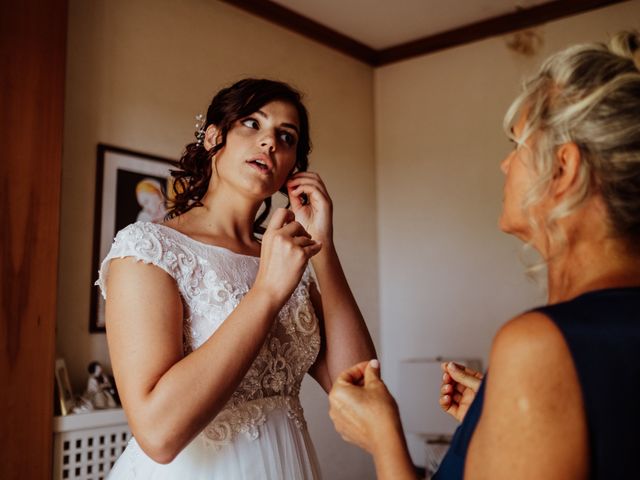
[433,287,640,479]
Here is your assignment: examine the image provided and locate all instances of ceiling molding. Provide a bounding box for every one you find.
[221,0,631,66]
[376,0,630,65]
[220,0,377,64]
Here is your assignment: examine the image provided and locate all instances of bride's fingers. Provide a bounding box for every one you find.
[287,176,329,197]
[289,171,325,183]
[266,207,295,232]
[293,236,319,248]
[289,183,330,209]
[302,241,323,258]
[288,177,325,192]
[288,187,308,210]
[280,220,311,238]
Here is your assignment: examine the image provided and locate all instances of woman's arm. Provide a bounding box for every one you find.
[106,209,321,463]
[465,312,589,480]
[329,361,417,480]
[287,172,376,391]
[307,243,377,391]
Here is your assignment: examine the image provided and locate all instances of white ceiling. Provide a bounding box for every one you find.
[270,0,552,49]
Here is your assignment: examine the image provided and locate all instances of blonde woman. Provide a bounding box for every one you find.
[329,31,640,480]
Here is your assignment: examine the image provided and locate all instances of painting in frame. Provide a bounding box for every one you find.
[55,358,75,416]
[90,144,175,332]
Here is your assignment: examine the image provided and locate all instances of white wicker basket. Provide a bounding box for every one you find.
[53,408,131,480]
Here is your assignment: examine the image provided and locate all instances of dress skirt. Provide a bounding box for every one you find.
[108,406,322,480]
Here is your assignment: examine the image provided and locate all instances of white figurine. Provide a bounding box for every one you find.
[84,361,117,409]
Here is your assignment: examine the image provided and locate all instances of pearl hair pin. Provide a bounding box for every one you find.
[194,113,206,146]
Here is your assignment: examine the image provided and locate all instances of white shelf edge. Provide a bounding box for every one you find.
[53,408,127,432]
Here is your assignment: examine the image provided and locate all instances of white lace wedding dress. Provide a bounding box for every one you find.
[97,221,322,479]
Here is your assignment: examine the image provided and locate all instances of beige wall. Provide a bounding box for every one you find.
[58,0,377,478]
[374,0,640,463]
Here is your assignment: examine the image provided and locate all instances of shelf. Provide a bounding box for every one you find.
[53,408,127,433]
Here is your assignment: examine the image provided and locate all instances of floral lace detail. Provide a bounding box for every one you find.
[202,395,305,450]
[97,222,320,447]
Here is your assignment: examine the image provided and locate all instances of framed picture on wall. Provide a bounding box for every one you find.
[90,144,176,332]
[55,358,75,416]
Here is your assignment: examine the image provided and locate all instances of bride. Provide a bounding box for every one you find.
[97,78,376,479]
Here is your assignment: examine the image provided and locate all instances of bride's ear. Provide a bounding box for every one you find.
[204,125,220,151]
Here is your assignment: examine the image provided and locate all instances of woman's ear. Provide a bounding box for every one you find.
[204,125,219,151]
[552,142,582,197]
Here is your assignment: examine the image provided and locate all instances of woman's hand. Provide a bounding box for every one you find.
[287,172,333,245]
[329,360,402,455]
[254,208,322,304]
[439,362,483,423]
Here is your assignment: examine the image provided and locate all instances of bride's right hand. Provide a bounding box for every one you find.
[254,208,322,304]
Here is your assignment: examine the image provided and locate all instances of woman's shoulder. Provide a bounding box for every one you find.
[491,311,568,369]
[468,310,589,478]
[112,221,197,256]
[486,311,579,415]
[494,310,561,345]
[112,220,164,246]
[100,221,202,286]
[485,311,576,407]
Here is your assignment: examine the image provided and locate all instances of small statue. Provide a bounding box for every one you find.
[84,361,118,409]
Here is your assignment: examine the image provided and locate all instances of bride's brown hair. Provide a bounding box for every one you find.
[168,78,312,234]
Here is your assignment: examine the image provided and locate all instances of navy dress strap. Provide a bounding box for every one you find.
[535,287,640,479]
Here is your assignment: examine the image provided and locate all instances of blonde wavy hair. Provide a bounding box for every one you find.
[504,30,640,257]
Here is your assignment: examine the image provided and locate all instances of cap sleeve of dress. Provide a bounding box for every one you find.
[95,222,176,299]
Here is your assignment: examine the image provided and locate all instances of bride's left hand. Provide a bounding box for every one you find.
[287,172,333,245]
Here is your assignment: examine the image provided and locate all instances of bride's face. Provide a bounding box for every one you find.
[210,100,300,200]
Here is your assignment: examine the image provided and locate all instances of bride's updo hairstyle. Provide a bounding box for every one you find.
[504,30,640,251]
[168,78,311,233]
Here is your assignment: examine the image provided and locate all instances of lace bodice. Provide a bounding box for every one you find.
[97,222,321,447]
